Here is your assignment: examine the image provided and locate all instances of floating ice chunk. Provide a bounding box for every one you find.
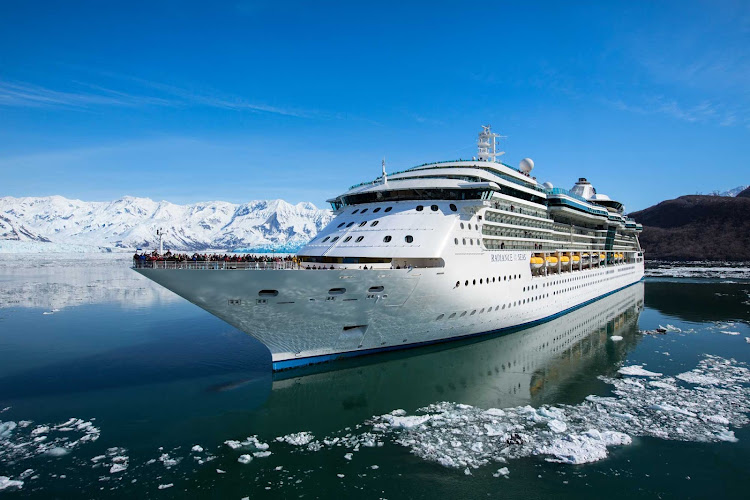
[280,431,314,446]
[237,454,253,464]
[46,447,69,457]
[715,430,738,442]
[42,311,53,315]
[216,469,226,474]
[618,365,662,377]
[676,372,721,385]
[548,420,568,433]
[224,440,242,449]
[344,453,353,461]
[485,408,505,417]
[381,414,432,429]
[705,415,730,425]
[0,421,17,438]
[337,473,345,478]
[719,331,740,335]
[539,430,632,465]
[660,324,682,333]
[158,453,178,467]
[492,467,510,478]
[746,337,750,344]
[610,336,623,342]
[191,445,203,453]
[158,483,173,489]
[371,465,379,469]
[110,462,127,473]
[225,436,269,451]
[648,404,696,417]
[0,477,23,490]
[31,425,49,436]
[253,451,272,458]
[648,381,677,390]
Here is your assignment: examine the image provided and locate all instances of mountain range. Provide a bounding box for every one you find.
[0,196,333,253]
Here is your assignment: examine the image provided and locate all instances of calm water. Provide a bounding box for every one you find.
[1,255,749,498]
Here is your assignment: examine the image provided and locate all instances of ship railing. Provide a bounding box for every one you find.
[132,260,299,270]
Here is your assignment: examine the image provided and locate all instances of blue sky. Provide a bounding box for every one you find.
[0,0,748,212]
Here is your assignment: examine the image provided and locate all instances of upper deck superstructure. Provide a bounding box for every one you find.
[134,126,645,370]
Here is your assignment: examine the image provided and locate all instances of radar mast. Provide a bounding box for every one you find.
[477,125,505,162]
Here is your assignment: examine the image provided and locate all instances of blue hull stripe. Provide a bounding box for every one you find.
[272,278,644,371]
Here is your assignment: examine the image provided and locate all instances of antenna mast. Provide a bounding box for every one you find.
[382,158,387,185]
[477,125,505,162]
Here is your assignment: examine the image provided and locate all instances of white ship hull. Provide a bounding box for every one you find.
[135,252,644,370]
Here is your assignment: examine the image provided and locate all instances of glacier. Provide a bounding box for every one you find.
[0,195,333,252]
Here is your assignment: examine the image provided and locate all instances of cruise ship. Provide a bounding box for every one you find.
[134,126,645,370]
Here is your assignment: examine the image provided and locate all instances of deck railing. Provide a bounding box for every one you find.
[132,260,299,270]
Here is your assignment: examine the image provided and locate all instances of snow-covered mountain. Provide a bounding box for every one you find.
[712,185,749,197]
[0,195,333,252]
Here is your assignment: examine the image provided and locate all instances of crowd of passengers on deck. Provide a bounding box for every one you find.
[133,250,295,263]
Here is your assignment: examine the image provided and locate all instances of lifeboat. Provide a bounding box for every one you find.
[599,253,605,260]
[545,256,559,267]
[530,256,544,270]
[560,255,571,268]
[572,255,581,263]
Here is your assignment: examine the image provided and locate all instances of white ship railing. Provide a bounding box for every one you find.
[133,260,299,270]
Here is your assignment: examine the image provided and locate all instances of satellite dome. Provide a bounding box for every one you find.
[542,181,554,190]
[593,193,611,201]
[519,158,534,174]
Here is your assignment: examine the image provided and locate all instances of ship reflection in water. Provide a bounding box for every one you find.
[240,282,645,435]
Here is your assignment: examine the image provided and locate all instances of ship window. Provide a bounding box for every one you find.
[416,205,424,212]
[450,204,457,212]
[344,236,352,242]
[383,235,392,242]
[258,290,279,297]
[405,235,414,243]
[431,205,438,211]
[384,207,392,212]
[460,223,464,229]
[356,236,364,242]
[359,221,367,227]
[331,236,339,242]
[469,239,473,245]
[473,279,476,285]
[352,209,359,214]
[449,313,456,319]
[373,207,381,213]
[370,221,379,227]
[361,208,368,214]
[465,280,469,286]
[322,236,330,242]
[470,310,476,315]
[463,239,466,245]
[328,288,346,295]
[436,314,444,320]
[454,238,458,245]
[337,222,345,228]
[368,286,384,293]
[346,222,354,228]
[480,279,483,284]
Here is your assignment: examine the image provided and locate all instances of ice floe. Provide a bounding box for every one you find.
[610,336,623,342]
[299,355,750,471]
[237,454,253,464]
[0,476,24,490]
[277,431,315,446]
[0,417,100,465]
[618,365,663,377]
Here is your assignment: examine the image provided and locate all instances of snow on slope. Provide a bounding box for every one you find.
[0,195,333,252]
[714,185,749,197]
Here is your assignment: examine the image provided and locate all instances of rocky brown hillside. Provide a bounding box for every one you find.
[630,194,750,261]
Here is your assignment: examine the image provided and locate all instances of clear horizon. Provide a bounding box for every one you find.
[1,1,748,212]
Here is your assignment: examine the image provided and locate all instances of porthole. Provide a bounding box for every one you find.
[373,207,381,213]
[463,238,466,245]
[369,286,384,293]
[346,222,354,228]
[449,313,456,319]
[454,238,458,245]
[460,223,464,229]
[258,290,279,297]
[370,221,379,227]
[465,280,469,286]
[331,236,339,242]
[361,208,368,214]
[344,236,352,242]
[384,207,392,212]
[328,288,346,295]
[416,205,424,212]
[405,235,414,243]
[355,236,364,242]
[352,209,359,214]
[322,236,330,242]
[337,222,345,228]
[383,235,392,243]
[450,204,457,212]
[480,279,483,284]
[430,205,438,211]
[473,279,476,285]
[437,314,445,320]
[359,221,367,227]
[470,239,473,245]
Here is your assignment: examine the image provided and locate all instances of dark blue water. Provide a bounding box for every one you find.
[0,256,749,498]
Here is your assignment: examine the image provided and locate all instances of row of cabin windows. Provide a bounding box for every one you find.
[351,204,458,215]
[321,234,414,244]
[455,274,521,287]
[436,293,551,320]
[337,220,380,229]
[455,238,479,246]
